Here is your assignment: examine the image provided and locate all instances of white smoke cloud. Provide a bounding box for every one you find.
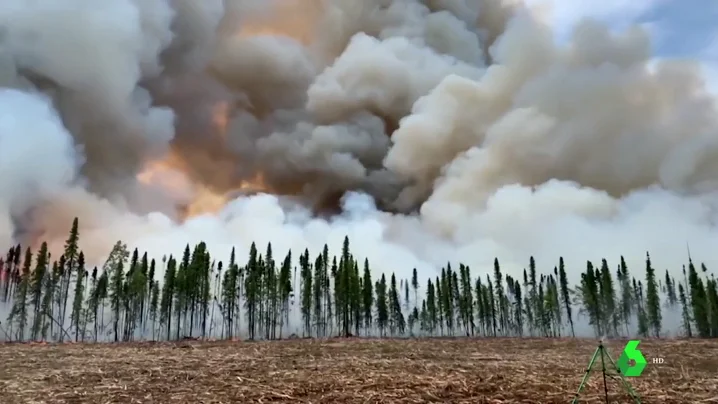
[0,0,715,337]
[0,89,82,248]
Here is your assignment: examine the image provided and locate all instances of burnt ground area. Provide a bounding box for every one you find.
[0,337,715,403]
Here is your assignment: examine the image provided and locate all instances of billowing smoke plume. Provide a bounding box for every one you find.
[1,0,717,334]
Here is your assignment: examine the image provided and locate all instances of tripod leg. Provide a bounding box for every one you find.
[600,346,609,403]
[603,347,642,404]
[571,347,600,404]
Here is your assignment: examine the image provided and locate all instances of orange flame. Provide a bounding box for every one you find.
[138,153,268,221]
[234,0,321,44]
[138,99,267,221]
[212,101,230,135]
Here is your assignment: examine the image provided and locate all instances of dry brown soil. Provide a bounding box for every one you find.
[0,337,715,403]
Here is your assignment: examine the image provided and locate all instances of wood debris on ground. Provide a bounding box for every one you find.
[0,338,715,403]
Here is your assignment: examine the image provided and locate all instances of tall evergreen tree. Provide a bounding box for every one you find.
[664,270,678,307]
[687,260,710,337]
[617,257,634,336]
[107,241,129,342]
[30,242,49,341]
[70,251,87,341]
[579,262,602,336]
[59,217,80,342]
[160,256,177,340]
[678,283,692,337]
[362,259,373,334]
[299,249,312,337]
[7,247,32,341]
[644,253,662,337]
[557,259,574,337]
[375,274,388,337]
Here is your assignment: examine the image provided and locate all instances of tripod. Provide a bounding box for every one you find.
[571,341,641,404]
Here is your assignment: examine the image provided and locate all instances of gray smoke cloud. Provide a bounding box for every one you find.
[0,0,715,335]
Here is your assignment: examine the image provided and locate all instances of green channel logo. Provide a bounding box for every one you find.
[616,340,647,377]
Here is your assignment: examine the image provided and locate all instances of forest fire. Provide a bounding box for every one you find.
[134,98,264,221]
[182,173,269,219]
[235,0,319,44]
[211,101,230,136]
[137,153,269,221]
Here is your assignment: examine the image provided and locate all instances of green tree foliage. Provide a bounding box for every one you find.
[58,218,80,342]
[160,256,177,340]
[558,259,574,337]
[617,257,633,336]
[644,253,662,337]
[30,242,49,341]
[678,283,692,337]
[578,262,602,336]
[3,218,718,343]
[7,247,32,341]
[688,260,710,337]
[107,241,129,342]
[70,251,86,341]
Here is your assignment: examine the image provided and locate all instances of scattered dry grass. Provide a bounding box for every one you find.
[0,337,716,403]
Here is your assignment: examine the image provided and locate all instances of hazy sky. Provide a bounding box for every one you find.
[524,0,718,91]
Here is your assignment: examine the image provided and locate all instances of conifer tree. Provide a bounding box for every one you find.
[705,276,718,337]
[299,249,312,337]
[557,259,574,337]
[411,268,418,311]
[520,270,533,337]
[148,258,156,319]
[664,270,678,307]
[160,256,176,340]
[435,276,444,335]
[278,250,293,338]
[70,251,86,341]
[107,241,129,342]
[528,257,541,335]
[514,279,523,336]
[678,283,692,337]
[599,259,618,336]
[375,274,388,337]
[30,242,49,341]
[86,266,107,342]
[40,261,60,341]
[617,257,633,336]
[635,279,649,337]
[7,217,718,343]
[493,259,507,334]
[149,280,160,340]
[313,251,325,337]
[362,259,373,334]
[426,279,437,335]
[59,217,80,341]
[388,273,405,336]
[579,262,602,336]
[487,275,496,337]
[537,277,547,336]
[552,273,563,335]
[450,269,461,332]
[244,243,259,340]
[644,253,662,337]
[403,280,410,314]
[687,260,710,337]
[221,253,238,339]
[7,247,32,341]
[459,264,474,336]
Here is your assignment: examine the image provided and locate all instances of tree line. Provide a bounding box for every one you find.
[1,218,717,343]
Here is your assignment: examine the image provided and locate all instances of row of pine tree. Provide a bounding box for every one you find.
[1,218,717,343]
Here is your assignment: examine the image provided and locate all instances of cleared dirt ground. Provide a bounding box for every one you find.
[0,337,715,403]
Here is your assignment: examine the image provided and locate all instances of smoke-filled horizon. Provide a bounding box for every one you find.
[0,0,717,336]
